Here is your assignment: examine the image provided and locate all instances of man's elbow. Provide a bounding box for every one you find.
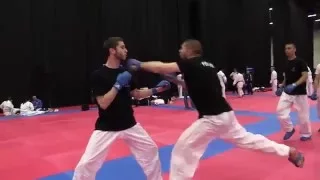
[99,103,108,110]
[302,74,308,81]
[97,100,109,110]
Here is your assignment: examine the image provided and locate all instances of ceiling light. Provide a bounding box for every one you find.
[308,14,317,17]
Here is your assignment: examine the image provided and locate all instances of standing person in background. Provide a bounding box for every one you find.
[306,66,313,97]
[245,69,254,95]
[217,69,227,98]
[270,67,278,94]
[310,63,320,132]
[276,42,312,141]
[233,71,245,97]
[177,74,183,98]
[230,68,238,94]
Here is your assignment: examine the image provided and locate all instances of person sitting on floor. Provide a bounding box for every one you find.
[31,96,43,110]
[20,98,46,116]
[0,97,19,116]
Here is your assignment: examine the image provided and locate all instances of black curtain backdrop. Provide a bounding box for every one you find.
[200,0,270,87]
[272,0,314,82]
[0,0,314,107]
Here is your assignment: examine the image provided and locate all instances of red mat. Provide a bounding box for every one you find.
[173,92,317,113]
[163,123,320,180]
[0,107,263,180]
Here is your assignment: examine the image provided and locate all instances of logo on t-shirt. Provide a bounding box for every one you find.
[201,61,215,69]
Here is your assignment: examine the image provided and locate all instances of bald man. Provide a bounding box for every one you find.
[126,39,305,180]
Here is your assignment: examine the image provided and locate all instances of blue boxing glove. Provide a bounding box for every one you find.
[126,59,142,72]
[309,91,318,101]
[151,80,171,94]
[275,87,283,96]
[284,83,297,94]
[113,71,132,91]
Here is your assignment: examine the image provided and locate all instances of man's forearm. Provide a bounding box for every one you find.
[141,61,165,74]
[131,89,153,99]
[97,87,118,110]
[281,77,286,87]
[132,87,168,99]
[161,74,186,89]
[314,75,320,91]
[294,73,308,86]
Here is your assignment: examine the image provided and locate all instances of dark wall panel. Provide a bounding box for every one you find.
[273,0,314,81]
[242,0,271,86]
[1,0,313,106]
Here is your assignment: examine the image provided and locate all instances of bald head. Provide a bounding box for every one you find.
[179,39,203,59]
[183,39,202,55]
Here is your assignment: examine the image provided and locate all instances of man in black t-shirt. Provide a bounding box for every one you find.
[73,37,170,180]
[276,43,312,142]
[126,39,305,179]
[245,70,254,95]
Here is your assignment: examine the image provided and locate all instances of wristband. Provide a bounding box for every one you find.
[151,88,158,95]
[113,83,122,91]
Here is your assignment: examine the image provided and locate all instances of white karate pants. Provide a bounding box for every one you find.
[276,92,312,137]
[178,85,183,98]
[317,90,320,119]
[272,80,278,94]
[169,111,290,180]
[221,83,226,98]
[73,123,162,180]
[237,82,244,97]
[306,82,313,96]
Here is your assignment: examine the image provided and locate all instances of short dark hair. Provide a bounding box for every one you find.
[285,42,296,48]
[103,37,123,49]
[183,39,203,55]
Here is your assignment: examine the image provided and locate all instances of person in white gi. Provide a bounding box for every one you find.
[233,72,245,97]
[270,67,278,94]
[20,99,46,116]
[311,63,320,132]
[306,66,313,96]
[217,69,227,98]
[177,74,183,98]
[0,97,19,116]
[230,68,238,94]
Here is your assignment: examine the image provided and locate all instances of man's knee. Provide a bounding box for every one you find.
[276,106,290,120]
[147,142,159,156]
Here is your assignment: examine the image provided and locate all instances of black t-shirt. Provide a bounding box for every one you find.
[91,66,137,131]
[284,57,308,95]
[177,57,232,117]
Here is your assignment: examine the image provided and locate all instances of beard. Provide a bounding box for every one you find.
[179,53,186,60]
[115,52,126,60]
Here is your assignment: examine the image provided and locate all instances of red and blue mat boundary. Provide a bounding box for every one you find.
[37,105,319,180]
[0,94,319,180]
